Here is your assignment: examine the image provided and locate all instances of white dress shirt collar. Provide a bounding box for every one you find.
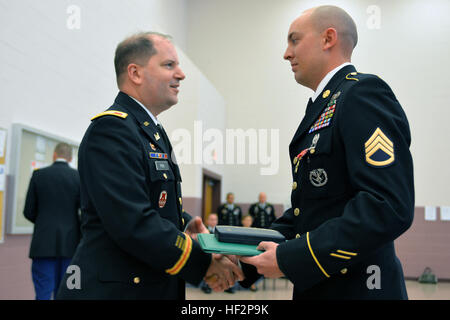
[311,62,352,102]
[129,95,159,126]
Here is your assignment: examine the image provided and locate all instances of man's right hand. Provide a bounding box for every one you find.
[204,254,245,292]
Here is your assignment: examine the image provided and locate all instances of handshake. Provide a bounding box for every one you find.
[186,217,244,292]
[186,217,285,292]
[204,253,244,292]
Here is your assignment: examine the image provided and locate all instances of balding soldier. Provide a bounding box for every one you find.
[24,142,81,300]
[240,6,414,300]
[56,32,243,300]
[248,192,275,229]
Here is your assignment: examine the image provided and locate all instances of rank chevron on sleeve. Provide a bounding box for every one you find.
[364,127,395,167]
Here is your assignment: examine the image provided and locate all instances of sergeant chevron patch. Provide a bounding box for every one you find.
[365,128,395,167]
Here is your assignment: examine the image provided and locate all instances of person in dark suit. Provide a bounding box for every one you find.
[240,5,414,300]
[23,142,81,300]
[56,32,243,300]
[217,192,242,226]
[248,192,276,229]
[200,213,219,294]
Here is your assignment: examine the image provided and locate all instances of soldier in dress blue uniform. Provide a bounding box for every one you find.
[217,192,243,227]
[56,32,243,300]
[248,192,276,229]
[240,6,414,300]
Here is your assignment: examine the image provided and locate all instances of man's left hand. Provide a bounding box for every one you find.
[239,241,285,278]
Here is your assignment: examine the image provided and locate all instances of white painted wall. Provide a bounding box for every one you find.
[1,0,449,210]
[0,0,226,204]
[186,0,450,207]
[159,50,226,198]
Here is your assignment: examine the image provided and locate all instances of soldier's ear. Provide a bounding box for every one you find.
[127,63,143,85]
[322,27,338,51]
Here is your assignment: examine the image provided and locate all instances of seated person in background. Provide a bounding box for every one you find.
[205,213,218,234]
[200,212,219,294]
[241,214,258,292]
[241,214,254,228]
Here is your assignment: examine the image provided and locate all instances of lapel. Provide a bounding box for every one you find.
[113,92,169,154]
[113,92,181,180]
[289,65,356,153]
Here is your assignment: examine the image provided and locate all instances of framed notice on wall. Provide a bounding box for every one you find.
[0,128,7,243]
[6,124,79,234]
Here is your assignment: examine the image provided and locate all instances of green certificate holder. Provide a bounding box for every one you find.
[197,233,263,256]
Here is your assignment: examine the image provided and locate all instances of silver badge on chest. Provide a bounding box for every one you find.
[309,168,328,187]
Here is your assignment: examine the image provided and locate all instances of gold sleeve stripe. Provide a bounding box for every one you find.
[306,232,330,278]
[330,253,351,260]
[336,250,358,256]
[91,110,128,121]
[166,233,193,275]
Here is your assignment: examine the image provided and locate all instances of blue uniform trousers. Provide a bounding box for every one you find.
[31,257,72,300]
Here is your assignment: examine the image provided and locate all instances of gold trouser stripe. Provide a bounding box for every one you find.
[337,250,357,256]
[306,232,330,278]
[166,233,193,275]
[330,253,351,260]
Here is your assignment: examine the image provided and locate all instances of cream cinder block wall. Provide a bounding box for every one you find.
[0,0,189,141]
[186,0,450,207]
[0,0,226,209]
[159,50,226,199]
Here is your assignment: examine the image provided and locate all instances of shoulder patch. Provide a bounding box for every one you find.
[365,128,395,167]
[91,110,128,121]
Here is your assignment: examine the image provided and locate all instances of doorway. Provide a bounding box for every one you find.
[201,169,221,222]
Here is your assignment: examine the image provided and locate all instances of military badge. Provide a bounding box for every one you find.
[309,100,337,134]
[309,168,328,187]
[365,128,395,167]
[149,152,168,159]
[155,161,169,171]
[309,133,320,154]
[154,132,161,141]
[159,191,168,208]
[294,147,310,173]
[150,143,157,151]
[331,91,341,101]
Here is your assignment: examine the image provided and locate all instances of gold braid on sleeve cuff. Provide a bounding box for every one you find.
[165,233,193,275]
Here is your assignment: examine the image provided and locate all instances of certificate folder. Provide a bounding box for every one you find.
[197,233,262,256]
[214,226,285,245]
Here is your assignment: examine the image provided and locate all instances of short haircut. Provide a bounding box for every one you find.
[54,142,72,159]
[114,31,172,87]
[310,5,358,55]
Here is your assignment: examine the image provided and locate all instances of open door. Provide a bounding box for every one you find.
[202,169,221,222]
